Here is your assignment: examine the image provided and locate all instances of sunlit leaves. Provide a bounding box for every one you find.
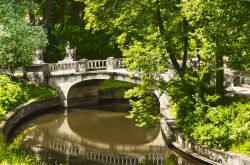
[125,86,160,128]
[0,0,47,69]
[181,0,250,68]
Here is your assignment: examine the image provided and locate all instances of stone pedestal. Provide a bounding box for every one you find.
[77,59,88,72]
[32,60,44,65]
[106,57,116,70]
[58,58,75,63]
[25,64,48,85]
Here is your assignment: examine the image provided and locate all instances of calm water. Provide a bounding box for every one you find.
[12,104,207,165]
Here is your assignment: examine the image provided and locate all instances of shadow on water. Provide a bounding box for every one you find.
[10,103,210,165]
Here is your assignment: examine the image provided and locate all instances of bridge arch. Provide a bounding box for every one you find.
[48,71,141,107]
[47,70,169,116]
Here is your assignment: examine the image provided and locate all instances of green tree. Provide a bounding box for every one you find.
[0,0,47,69]
[83,0,250,126]
[34,0,121,63]
[84,0,189,76]
[182,0,250,95]
[83,0,191,127]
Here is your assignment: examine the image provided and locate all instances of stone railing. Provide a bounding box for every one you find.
[173,132,250,165]
[87,60,107,70]
[239,75,250,86]
[49,62,78,72]
[115,58,126,69]
[224,69,250,87]
[47,57,126,73]
[161,116,250,165]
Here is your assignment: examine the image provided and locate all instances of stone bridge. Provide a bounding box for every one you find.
[25,56,249,110]
[25,57,172,110]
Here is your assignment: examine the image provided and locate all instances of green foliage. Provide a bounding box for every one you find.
[0,0,47,69]
[0,134,40,165]
[231,139,250,156]
[167,68,250,150]
[98,80,136,92]
[190,100,250,149]
[0,74,58,116]
[0,75,28,115]
[125,85,160,128]
[44,0,120,63]
[83,0,250,129]
[84,0,186,74]
[181,0,250,69]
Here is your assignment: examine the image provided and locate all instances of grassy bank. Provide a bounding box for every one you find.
[0,74,58,116]
[0,74,58,164]
[0,133,41,165]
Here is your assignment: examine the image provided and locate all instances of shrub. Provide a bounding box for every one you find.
[0,74,58,116]
[167,67,250,151]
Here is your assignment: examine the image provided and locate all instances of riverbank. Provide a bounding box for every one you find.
[0,73,58,164]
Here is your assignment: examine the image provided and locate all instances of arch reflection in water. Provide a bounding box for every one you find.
[19,105,168,165]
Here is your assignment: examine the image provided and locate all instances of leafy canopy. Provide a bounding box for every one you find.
[0,0,47,69]
[182,0,250,69]
[83,0,193,127]
[83,0,250,127]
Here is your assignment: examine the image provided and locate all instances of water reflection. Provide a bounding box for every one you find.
[13,104,203,165]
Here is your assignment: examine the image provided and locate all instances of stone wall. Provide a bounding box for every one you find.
[2,97,59,140]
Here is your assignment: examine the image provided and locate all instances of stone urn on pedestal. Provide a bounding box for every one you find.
[25,48,48,85]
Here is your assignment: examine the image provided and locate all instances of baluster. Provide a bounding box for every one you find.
[98,61,100,69]
[104,60,107,68]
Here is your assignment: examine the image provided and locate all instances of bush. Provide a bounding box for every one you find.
[192,101,250,149]
[0,74,58,116]
[167,67,250,152]
[231,139,250,156]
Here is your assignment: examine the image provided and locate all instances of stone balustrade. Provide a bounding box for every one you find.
[115,58,126,69]
[47,57,125,73]
[224,69,250,87]
[49,62,78,72]
[87,59,107,70]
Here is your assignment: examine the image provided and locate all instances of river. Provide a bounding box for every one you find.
[11,103,209,165]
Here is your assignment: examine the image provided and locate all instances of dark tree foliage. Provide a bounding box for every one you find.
[40,0,121,62]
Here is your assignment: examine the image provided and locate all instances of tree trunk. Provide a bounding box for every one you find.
[42,0,53,31]
[215,55,224,96]
[181,17,188,71]
[155,8,183,76]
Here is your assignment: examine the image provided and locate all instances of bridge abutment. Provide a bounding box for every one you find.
[25,63,49,85]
